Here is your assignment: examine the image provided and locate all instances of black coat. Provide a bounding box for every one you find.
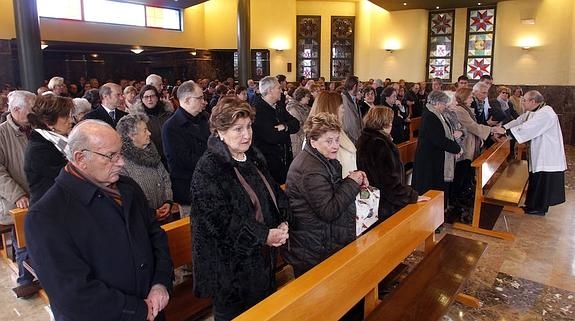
[83,105,128,128]
[190,136,289,300]
[25,170,173,321]
[24,131,68,205]
[252,95,300,184]
[412,109,461,194]
[356,128,418,220]
[284,144,360,277]
[161,108,210,204]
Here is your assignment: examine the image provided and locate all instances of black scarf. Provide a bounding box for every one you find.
[121,137,161,167]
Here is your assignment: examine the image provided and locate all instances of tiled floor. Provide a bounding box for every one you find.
[1,146,574,321]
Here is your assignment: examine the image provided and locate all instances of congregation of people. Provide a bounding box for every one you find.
[0,70,567,321]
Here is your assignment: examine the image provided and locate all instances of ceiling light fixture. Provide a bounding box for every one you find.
[130,48,144,54]
[41,42,48,50]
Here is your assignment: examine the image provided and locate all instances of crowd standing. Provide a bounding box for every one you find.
[0,71,566,320]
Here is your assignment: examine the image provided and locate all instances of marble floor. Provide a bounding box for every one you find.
[0,146,574,321]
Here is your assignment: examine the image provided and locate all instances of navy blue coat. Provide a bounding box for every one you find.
[161,107,210,204]
[25,169,173,321]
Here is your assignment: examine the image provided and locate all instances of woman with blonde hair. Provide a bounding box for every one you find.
[308,91,356,176]
[357,107,429,221]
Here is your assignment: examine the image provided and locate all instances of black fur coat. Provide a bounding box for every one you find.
[190,135,290,301]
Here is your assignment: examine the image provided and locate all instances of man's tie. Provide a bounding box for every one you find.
[109,110,116,122]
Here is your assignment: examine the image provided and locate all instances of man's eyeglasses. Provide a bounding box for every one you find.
[82,149,123,162]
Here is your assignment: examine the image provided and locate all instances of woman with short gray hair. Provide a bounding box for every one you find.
[412,90,462,213]
[116,113,176,224]
[72,98,91,124]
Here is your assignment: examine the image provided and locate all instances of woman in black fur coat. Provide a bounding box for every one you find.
[190,97,290,321]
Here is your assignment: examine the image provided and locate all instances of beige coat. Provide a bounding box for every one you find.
[0,114,30,224]
[452,104,491,161]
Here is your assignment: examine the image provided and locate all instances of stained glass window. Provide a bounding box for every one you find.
[233,50,270,81]
[426,10,455,81]
[330,16,354,81]
[465,7,496,80]
[296,16,321,79]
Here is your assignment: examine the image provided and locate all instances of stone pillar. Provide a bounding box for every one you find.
[13,0,44,91]
[237,0,251,87]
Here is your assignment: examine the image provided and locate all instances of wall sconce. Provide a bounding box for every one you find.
[517,37,539,51]
[384,48,395,53]
[40,42,48,50]
[274,49,284,53]
[130,48,144,54]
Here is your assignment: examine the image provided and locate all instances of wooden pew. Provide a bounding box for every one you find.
[397,139,417,165]
[453,138,529,240]
[234,190,487,321]
[409,116,422,140]
[160,216,212,321]
[8,208,50,302]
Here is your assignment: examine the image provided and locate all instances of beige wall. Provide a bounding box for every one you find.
[1,0,575,85]
[0,0,16,39]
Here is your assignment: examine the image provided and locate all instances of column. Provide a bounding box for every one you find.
[237,0,251,86]
[13,0,44,91]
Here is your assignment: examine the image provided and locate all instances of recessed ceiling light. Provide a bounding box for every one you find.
[403,2,407,5]
[91,53,98,58]
[436,6,440,9]
[478,2,482,5]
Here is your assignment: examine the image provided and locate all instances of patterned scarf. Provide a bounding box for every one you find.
[65,162,122,206]
[34,129,69,159]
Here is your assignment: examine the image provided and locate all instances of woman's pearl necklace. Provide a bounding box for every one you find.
[232,153,247,162]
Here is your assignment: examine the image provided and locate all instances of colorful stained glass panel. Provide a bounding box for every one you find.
[428,59,451,80]
[468,33,493,56]
[469,9,495,32]
[430,12,453,35]
[467,57,492,80]
[429,36,452,57]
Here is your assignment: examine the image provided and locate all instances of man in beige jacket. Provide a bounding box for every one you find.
[0,90,37,297]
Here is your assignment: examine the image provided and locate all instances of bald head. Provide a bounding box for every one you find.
[68,120,124,185]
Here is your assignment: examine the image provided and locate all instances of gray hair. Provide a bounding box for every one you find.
[259,76,279,97]
[374,79,383,87]
[525,90,544,103]
[48,76,64,90]
[116,113,149,140]
[67,119,112,161]
[72,98,92,117]
[293,87,311,102]
[7,90,35,112]
[426,90,450,107]
[472,81,489,93]
[177,80,201,101]
[145,74,163,90]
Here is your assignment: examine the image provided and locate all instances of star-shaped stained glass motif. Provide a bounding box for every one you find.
[431,13,453,35]
[470,9,494,32]
[467,58,491,79]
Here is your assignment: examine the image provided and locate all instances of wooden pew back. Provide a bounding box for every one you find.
[9,207,28,248]
[409,117,421,140]
[471,139,510,189]
[397,139,418,165]
[160,216,192,268]
[234,190,444,321]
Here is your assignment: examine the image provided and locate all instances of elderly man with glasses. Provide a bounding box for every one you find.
[25,119,173,321]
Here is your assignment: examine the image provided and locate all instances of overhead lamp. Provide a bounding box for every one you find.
[131,48,144,54]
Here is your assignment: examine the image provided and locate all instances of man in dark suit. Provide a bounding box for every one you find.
[25,120,173,321]
[83,83,127,128]
[252,76,300,184]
